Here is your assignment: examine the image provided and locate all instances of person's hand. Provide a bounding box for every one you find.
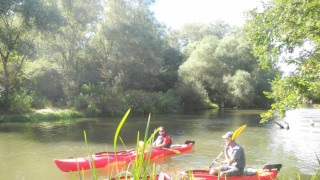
[220,171,227,177]
[209,168,215,175]
[214,161,227,165]
[222,161,228,165]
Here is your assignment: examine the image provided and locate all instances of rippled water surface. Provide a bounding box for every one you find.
[1,107,320,179]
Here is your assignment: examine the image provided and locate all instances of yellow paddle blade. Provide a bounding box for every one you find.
[232,125,247,140]
[203,167,210,171]
[169,149,181,154]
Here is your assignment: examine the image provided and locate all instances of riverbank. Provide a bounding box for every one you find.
[0,104,220,123]
[0,108,85,122]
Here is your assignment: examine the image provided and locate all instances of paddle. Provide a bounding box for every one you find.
[165,148,181,154]
[205,125,247,170]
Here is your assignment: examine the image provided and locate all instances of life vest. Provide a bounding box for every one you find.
[155,135,171,148]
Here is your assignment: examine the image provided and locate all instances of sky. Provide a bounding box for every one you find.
[151,0,266,29]
[150,0,297,75]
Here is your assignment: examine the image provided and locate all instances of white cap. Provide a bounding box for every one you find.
[222,131,233,139]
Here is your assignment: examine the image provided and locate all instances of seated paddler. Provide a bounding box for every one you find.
[153,126,172,148]
[209,131,246,177]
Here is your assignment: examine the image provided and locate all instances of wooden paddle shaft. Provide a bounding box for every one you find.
[209,143,229,168]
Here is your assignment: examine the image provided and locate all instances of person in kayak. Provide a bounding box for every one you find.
[153,126,172,148]
[209,131,246,177]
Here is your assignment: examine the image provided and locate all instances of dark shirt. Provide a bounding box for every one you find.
[228,143,246,171]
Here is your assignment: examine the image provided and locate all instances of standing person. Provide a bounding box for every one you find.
[209,131,246,177]
[153,126,172,148]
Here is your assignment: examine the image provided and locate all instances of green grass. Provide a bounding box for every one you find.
[0,110,85,122]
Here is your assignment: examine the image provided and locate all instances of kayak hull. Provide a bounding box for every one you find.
[179,164,282,180]
[55,141,195,172]
[111,165,281,180]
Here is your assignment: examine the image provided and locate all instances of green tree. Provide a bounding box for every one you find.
[178,31,277,109]
[175,80,211,111]
[92,0,175,92]
[224,70,255,108]
[0,0,61,111]
[43,0,101,103]
[169,21,231,60]
[178,35,227,106]
[244,0,320,122]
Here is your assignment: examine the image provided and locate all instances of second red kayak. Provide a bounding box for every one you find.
[110,164,282,180]
[178,164,282,180]
[55,140,195,172]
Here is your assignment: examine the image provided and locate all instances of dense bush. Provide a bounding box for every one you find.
[125,90,182,114]
[29,92,51,109]
[73,84,183,115]
[73,84,127,115]
[4,89,50,113]
[174,81,213,111]
[8,89,33,113]
[224,70,256,108]
[156,90,182,113]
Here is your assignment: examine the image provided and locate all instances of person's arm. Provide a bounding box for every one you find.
[153,136,160,146]
[224,146,236,166]
[153,142,167,148]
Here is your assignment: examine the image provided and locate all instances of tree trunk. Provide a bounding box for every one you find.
[1,52,10,110]
[76,70,80,95]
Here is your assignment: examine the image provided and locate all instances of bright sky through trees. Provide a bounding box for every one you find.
[151,0,298,75]
[151,0,266,29]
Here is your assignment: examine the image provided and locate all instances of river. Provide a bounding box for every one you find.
[0,107,319,180]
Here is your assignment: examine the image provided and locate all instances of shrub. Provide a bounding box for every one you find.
[73,93,88,110]
[75,84,183,115]
[9,89,33,113]
[77,84,128,115]
[125,90,156,114]
[224,70,255,108]
[154,90,182,113]
[125,90,182,114]
[174,81,212,111]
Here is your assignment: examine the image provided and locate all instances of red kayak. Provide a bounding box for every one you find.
[110,164,281,180]
[55,140,195,172]
[178,164,282,180]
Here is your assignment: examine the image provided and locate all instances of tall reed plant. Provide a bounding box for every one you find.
[73,108,161,180]
[313,153,320,180]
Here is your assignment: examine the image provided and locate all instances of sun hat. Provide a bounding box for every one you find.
[222,131,233,139]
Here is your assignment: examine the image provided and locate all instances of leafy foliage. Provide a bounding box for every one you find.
[1,0,279,116]
[245,0,320,122]
[224,70,255,108]
[178,33,277,108]
[73,84,182,116]
[170,21,231,59]
[42,0,101,103]
[0,0,62,111]
[174,81,212,111]
[92,0,174,92]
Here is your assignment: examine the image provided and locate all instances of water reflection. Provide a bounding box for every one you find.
[0,107,319,180]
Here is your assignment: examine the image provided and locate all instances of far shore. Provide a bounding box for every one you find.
[0,108,85,122]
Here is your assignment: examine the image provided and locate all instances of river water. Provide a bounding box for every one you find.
[0,107,319,180]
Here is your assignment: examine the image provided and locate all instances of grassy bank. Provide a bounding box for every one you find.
[0,108,85,122]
